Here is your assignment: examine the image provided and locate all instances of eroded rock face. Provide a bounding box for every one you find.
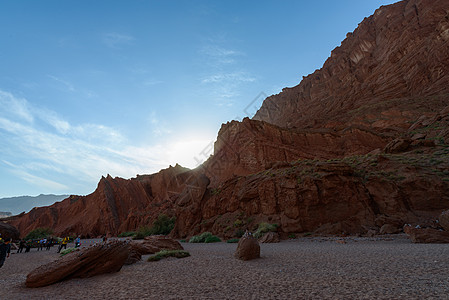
[203,118,388,185]
[9,165,207,238]
[235,236,260,261]
[254,0,449,131]
[26,241,130,288]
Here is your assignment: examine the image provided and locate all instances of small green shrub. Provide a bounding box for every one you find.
[254,223,278,238]
[133,226,152,240]
[24,228,53,240]
[204,235,221,243]
[189,232,213,243]
[288,233,296,239]
[189,232,221,243]
[60,248,77,256]
[179,239,187,243]
[133,214,176,239]
[147,250,190,262]
[226,238,240,243]
[118,231,136,237]
[149,214,176,235]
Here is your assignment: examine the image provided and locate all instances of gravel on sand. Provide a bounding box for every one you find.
[1,235,449,299]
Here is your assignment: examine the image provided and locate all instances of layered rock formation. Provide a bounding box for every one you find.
[5,0,449,239]
[254,0,449,131]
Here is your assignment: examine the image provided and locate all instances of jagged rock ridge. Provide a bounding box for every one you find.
[5,0,449,238]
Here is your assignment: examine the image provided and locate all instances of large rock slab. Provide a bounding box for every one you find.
[26,241,130,288]
[0,222,20,240]
[404,225,449,244]
[235,236,260,261]
[258,232,280,243]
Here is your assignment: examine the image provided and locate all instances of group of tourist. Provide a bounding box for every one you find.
[0,234,88,268]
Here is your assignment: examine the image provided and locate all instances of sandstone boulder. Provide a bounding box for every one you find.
[258,232,280,243]
[379,224,401,235]
[0,222,20,240]
[404,225,449,244]
[235,236,260,261]
[143,235,183,251]
[26,240,130,288]
[439,210,449,232]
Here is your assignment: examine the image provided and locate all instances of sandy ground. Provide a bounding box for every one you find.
[1,235,449,299]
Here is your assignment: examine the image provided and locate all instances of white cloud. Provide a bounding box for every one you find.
[0,90,173,194]
[0,90,34,123]
[3,160,69,191]
[201,45,242,57]
[201,72,256,84]
[47,75,76,92]
[200,45,243,65]
[148,112,172,137]
[103,32,135,48]
[143,79,163,86]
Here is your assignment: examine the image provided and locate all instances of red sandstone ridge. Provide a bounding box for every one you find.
[7,165,208,238]
[5,0,449,239]
[202,117,388,185]
[253,0,449,130]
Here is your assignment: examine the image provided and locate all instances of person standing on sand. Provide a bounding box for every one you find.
[25,240,31,253]
[17,239,25,253]
[57,236,69,253]
[46,237,53,250]
[0,237,11,268]
[75,236,81,248]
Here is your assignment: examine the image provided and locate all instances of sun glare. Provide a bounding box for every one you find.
[167,138,215,169]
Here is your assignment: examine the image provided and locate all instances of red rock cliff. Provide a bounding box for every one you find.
[6,0,449,238]
[253,0,449,130]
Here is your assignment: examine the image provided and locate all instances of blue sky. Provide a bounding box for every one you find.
[0,0,397,198]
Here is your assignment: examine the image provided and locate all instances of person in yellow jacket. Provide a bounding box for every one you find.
[57,236,70,253]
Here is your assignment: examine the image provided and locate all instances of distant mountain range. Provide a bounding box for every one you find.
[0,194,69,215]
[0,211,12,218]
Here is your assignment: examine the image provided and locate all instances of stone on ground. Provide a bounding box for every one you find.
[26,240,130,288]
[235,236,260,260]
[404,225,449,243]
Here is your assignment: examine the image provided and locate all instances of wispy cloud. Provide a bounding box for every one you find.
[201,72,256,84]
[199,41,256,106]
[0,90,173,195]
[0,90,34,123]
[200,45,243,65]
[148,111,172,137]
[3,160,69,191]
[143,79,164,86]
[47,75,76,92]
[102,32,135,48]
